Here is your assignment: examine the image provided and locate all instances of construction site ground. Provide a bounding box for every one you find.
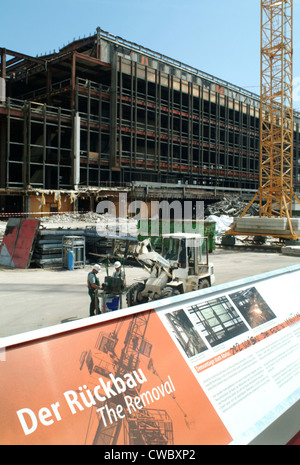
[1,247,299,339]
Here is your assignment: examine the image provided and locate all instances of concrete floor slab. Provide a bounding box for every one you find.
[234,216,298,234]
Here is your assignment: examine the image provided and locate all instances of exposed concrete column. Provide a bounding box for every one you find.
[96,27,101,60]
[0,49,6,103]
[109,51,118,184]
[71,52,76,111]
[0,119,6,187]
[73,113,80,191]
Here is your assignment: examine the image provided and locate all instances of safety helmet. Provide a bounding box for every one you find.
[114,261,121,268]
[93,264,101,271]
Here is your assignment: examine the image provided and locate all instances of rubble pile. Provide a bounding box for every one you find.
[204,196,259,218]
[39,211,113,226]
[40,212,138,235]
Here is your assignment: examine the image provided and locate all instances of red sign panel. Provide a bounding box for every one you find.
[0,309,231,445]
[0,218,39,268]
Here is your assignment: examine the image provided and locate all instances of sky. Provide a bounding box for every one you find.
[2,0,300,109]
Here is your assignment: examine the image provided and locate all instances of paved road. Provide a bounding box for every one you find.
[0,248,299,338]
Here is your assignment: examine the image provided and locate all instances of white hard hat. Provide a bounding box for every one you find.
[114,261,121,268]
[93,264,101,271]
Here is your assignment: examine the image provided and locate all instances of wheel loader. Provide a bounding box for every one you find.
[126,233,215,307]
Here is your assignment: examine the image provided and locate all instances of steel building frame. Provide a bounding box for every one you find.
[113,54,262,188]
[0,27,300,213]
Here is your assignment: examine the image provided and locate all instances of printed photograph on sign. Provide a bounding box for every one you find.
[228,287,276,329]
[186,296,248,348]
[79,316,175,445]
[70,309,231,445]
[164,309,208,358]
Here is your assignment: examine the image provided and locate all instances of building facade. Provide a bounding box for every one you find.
[0,28,300,214]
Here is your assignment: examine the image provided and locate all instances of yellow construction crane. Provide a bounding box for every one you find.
[227,0,300,240]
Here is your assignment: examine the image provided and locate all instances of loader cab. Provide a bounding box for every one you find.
[162,233,209,276]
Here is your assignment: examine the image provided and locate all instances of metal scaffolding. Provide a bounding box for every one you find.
[226,0,300,240]
[259,0,297,217]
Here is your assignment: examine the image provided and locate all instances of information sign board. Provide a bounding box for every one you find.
[1,265,300,445]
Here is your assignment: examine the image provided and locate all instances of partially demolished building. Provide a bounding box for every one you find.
[1,27,300,214]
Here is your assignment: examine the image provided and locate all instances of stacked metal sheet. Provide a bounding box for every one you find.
[32,228,117,267]
[32,229,86,268]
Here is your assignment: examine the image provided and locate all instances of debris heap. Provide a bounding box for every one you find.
[204,196,259,217]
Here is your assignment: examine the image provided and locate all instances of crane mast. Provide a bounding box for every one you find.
[227,0,300,240]
[259,0,294,218]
